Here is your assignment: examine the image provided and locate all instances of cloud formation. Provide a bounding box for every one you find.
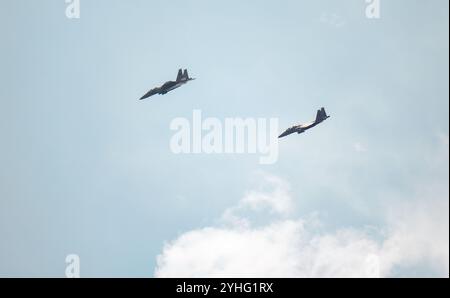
[155,139,449,278]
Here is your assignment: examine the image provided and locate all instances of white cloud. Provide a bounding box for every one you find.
[154,136,449,278]
[221,172,294,227]
[380,190,449,276]
[241,173,293,215]
[155,220,384,277]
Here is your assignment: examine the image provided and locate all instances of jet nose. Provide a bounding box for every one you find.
[278,131,288,138]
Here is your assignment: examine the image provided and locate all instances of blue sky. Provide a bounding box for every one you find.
[0,0,448,277]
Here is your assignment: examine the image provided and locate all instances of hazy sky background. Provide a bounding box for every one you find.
[0,0,448,277]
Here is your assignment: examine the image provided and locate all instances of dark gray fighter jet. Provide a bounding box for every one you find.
[279,107,330,138]
[140,69,195,100]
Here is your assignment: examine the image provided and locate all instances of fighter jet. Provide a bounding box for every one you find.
[139,69,195,100]
[279,107,330,138]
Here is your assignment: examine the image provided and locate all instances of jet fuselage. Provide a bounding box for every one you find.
[159,81,186,94]
[279,108,330,138]
[139,69,195,99]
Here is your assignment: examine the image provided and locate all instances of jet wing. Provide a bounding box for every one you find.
[140,87,161,100]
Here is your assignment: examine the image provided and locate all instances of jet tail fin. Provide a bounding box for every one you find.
[183,69,189,80]
[315,107,329,122]
[176,69,183,81]
[315,110,322,122]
